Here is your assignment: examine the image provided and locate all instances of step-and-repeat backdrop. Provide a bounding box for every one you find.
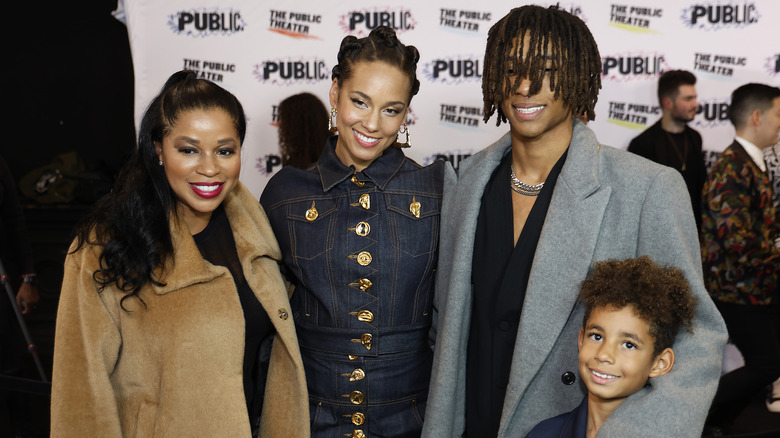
[116,0,780,199]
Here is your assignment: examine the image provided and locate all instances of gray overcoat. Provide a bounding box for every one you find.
[422,120,727,437]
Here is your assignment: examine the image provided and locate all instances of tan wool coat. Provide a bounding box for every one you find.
[50,182,309,437]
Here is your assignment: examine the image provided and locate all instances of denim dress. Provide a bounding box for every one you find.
[261,137,445,437]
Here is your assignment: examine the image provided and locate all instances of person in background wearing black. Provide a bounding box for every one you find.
[628,70,706,232]
[1,153,40,438]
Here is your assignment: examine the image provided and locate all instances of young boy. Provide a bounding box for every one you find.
[526,256,696,438]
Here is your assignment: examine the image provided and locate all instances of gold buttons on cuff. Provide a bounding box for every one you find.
[410,196,421,218]
[351,175,365,187]
[355,251,372,266]
[354,221,370,236]
[278,309,289,320]
[359,193,370,210]
[351,333,373,350]
[305,201,318,222]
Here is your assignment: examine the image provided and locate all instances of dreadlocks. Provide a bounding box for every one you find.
[482,5,602,126]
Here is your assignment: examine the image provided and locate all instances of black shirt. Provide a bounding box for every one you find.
[193,205,274,420]
[466,149,568,437]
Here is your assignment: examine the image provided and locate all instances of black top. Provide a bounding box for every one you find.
[466,149,568,437]
[0,155,35,284]
[193,205,274,419]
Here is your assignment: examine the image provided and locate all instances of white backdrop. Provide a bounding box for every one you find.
[116,0,780,199]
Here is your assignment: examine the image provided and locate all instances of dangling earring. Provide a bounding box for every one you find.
[396,123,411,148]
[328,107,338,133]
[159,159,163,166]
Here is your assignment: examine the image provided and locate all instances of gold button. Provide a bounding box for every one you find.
[349,391,364,404]
[351,412,365,426]
[350,368,365,381]
[348,354,358,360]
[278,309,288,320]
[356,251,372,266]
[359,278,373,291]
[305,201,318,222]
[354,221,370,237]
[359,193,370,210]
[351,175,365,187]
[410,196,421,218]
[349,430,365,438]
[350,333,373,350]
[357,310,374,322]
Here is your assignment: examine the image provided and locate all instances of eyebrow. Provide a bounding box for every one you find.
[352,90,407,108]
[176,136,237,145]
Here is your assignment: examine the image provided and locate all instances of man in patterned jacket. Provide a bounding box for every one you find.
[701,83,780,434]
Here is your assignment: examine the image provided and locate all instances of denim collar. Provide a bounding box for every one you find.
[316,135,406,192]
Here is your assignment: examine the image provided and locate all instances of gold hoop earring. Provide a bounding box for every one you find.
[328,107,338,133]
[396,123,411,148]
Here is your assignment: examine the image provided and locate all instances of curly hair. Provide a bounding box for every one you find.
[278,92,329,169]
[331,25,420,103]
[579,256,696,356]
[73,70,246,309]
[482,5,602,126]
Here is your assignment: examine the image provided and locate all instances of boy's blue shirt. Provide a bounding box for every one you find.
[525,397,588,438]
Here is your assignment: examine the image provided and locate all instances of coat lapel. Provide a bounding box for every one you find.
[501,121,612,423]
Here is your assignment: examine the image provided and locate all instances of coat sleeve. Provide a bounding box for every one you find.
[599,167,728,437]
[51,243,123,437]
[429,161,458,347]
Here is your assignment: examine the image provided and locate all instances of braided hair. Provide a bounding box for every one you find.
[483,5,602,126]
[331,26,420,103]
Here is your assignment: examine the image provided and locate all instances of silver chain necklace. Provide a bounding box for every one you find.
[510,166,545,196]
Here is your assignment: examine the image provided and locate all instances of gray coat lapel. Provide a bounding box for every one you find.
[500,121,612,426]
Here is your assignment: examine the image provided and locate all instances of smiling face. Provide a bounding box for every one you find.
[578,305,673,411]
[500,32,573,146]
[155,108,241,234]
[330,61,410,171]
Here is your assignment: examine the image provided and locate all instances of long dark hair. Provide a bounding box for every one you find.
[331,26,420,103]
[73,70,246,308]
[278,92,328,169]
[483,5,602,125]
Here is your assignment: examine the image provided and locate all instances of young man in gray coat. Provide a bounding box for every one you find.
[421,5,727,437]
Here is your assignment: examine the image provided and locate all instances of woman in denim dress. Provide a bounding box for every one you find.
[261,26,452,438]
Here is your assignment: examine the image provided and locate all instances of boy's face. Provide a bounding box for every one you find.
[500,32,573,143]
[577,305,669,408]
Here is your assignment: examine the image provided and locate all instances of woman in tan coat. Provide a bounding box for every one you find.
[51,71,308,437]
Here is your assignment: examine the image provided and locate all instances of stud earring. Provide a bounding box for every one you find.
[159,160,163,166]
[328,107,338,133]
[396,123,411,148]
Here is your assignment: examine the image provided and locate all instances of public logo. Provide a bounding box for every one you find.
[169,8,245,37]
[536,2,587,22]
[271,104,280,126]
[182,58,236,82]
[438,9,491,33]
[256,154,283,176]
[693,52,747,77]
[439,103,483,128]
[606,101,660,130]
[424,151,474,171]
[423,56,482,85]
[683,2,760,30]
[268,9,323,39]
[692,98,731,129]
[609,4,663,32]
[340,6,416,36]
[253,57,330,85]
[602,51,668,82]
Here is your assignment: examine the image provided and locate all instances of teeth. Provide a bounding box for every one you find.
[515,106,544,114]
[355,130,379,144]
[192,184,220,192]
[592,370,617,379]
